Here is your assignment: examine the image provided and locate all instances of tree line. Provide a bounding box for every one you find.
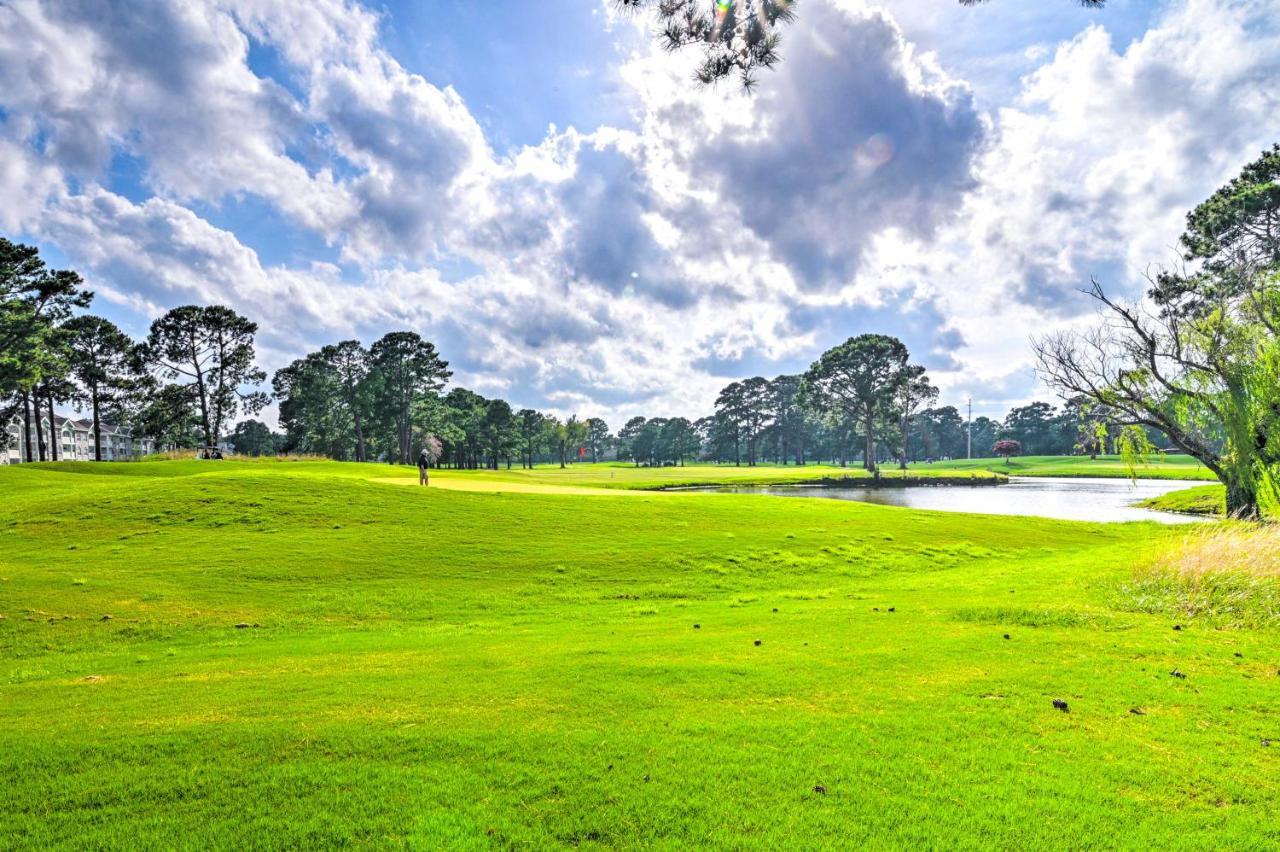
[218,328,1126,470]
[1,249,267,462]
[622,340,1138,472]
[0,245,1142,472]
[271,337,604,470]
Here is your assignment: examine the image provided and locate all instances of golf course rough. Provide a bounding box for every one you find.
[2,459,1276,848]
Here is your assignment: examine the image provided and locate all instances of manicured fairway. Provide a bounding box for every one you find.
[417,460,1004,491]
[2,460,1276,848]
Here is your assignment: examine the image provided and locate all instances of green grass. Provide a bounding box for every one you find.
[432,460,1004,490]
[101,454,1208,492]
[436,456,1208,489]
[2,460,1278,848]
[1139,484,1228,517]
[1117,567,1280,630]
[909,453,1215,481]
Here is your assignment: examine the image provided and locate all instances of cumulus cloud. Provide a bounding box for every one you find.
[686,2,984,289]
[1,0,1277,423]
[946,0,1280,312]
[841,0,1280,405]
[0,0,355,232]
[0,0,492,258]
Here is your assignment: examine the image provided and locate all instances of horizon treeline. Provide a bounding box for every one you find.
[3,235,1152,469]
[211,328,1153,470]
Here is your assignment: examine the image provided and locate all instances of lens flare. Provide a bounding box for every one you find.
[853,133,895,173]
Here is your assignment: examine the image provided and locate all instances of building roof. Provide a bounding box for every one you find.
[8,413,139,438]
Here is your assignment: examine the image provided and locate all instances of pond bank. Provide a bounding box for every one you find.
[700,476,1206,523]
[1137,484,1226,516]
[803,473,1009,488]
[658,473,1008,491]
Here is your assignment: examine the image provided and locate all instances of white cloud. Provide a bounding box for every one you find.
[853,0,1280,404]
[1,0,1277,424]
[230,0,493,260]
[0,0,356,232]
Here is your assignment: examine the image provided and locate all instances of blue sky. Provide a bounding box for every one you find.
[1,0,1277,424]
[380,1,634,150]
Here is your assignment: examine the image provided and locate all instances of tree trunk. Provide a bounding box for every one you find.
[864,411,877,473]
[1225,477,1260,520]
[46,387,58,461]
[92,385,102,461]
[21,390,33,463]
[353,409,366,463]
[899,413,909,470]
[190,337,212,447]
[33,392,46,461]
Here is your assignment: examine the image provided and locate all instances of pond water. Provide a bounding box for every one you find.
[719,476,1207,524]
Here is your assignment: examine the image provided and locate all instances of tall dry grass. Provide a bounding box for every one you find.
[1158,523,1280,580]
[1117,523,1280,628]
[144,449,196,461]
[142,450,330,462]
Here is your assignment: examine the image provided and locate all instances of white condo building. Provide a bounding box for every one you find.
[3,414,155,464]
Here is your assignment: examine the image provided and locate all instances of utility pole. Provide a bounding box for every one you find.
[967,397,972,460]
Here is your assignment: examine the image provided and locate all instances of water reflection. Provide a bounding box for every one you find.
[720,477,1207,524]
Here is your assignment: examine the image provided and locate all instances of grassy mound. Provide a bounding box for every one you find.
[1139,484,1227,516]
[2,461,1277,847]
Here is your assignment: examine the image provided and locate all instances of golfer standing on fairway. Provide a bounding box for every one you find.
[417,448,431,486]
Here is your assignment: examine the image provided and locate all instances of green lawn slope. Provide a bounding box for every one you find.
[1139,484,1228,517]
[2,461,1275,847]
[426,460,1005,491]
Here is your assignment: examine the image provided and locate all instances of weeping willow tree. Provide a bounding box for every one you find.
[1035,146,1280,519]
[1222,301,1280,515]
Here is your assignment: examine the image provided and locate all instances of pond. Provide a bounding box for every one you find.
[718,476,1208,524]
